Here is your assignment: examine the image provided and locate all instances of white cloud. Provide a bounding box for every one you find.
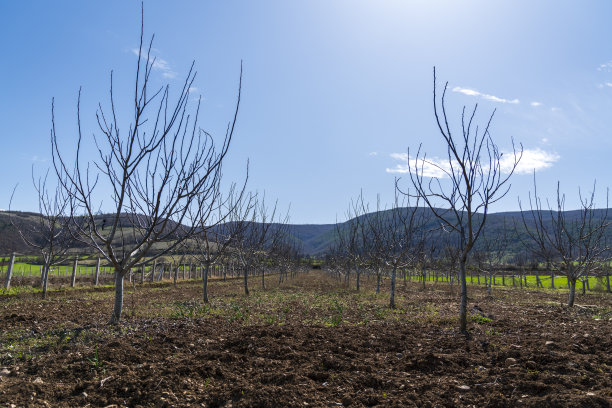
[598,61,612,71]
[605,82,612,88]
[386,153,454,178]
[368,151,378,156]
[551,107,562,112]
[131,48,177,79]
[387,148,559,178]
[503,148,560,175]
[31,155,48,163]
[452,86,519,104]
[530,101,542,107]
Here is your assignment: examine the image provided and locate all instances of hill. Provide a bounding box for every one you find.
[1,208,610,259]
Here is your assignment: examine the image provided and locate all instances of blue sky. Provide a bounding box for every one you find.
[1,1,611,224]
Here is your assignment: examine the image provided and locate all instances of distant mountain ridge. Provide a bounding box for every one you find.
[1,208,610,257]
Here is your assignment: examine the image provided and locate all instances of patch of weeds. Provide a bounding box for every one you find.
[591,307,611,320]
[228,301,250,323]
[87,346,103,369]
[262,314,278,325]
[374,306,388,320]
[171,300,212,318]
[325,297,343,326]
[470,314,492,324]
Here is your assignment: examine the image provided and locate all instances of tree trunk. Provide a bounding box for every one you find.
[459,259,468,333]
[41,263,50,299]
[261,267,265,290]
[243,265,249,295]
[567,278,576,307]
[376,270,381,294]
[70,257,78,288]
[203,262,210,303]
[390,265,397,309]
[487,270,493,297]
[109,272,124,324]
[151,260,157,282]
[3,253,16,290]
[355,263,360,291]
[550,270,555,289]
[94,258,101,286]
[422,264,426,290]
[606,271,611,293]
[140,263,145,284]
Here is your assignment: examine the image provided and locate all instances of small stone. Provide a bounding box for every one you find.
[587,392,596,396]
[456,385,471,391]
[81,392,88,398]
[322,382,329,386]
[505,358,517,367]
[396,353,403,358]
[33,377,44,384]
[0,369,10,377]
[526,360,537,370]
[545,341,555,347]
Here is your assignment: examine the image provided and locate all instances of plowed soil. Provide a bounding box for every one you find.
[0,271,611,407]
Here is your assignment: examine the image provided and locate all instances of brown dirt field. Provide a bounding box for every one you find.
[0,271,611,407]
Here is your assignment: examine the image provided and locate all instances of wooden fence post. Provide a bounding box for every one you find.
[94,257,101,286]
[70,257,78,287]
[3,253,16,290]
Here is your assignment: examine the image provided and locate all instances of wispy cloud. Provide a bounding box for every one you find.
[368,151,378,156]
[506,148,560,175]
[452,86,519,104]
[597,61,612,71]
[386,148,559,178]
[530,101,542,107]
[131,49,177,79]
[31,155,48,163]
[386,153,453,178]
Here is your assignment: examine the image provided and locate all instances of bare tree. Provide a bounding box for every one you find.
[191,183,248,303]
[364,187,425,308]
[51,9,242,323]
[407,68,522,333]
[477,218,512,296]
[519,179,610,306]
[223,192,258,295]
[9,170,77,298]
[335,192,369,290]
